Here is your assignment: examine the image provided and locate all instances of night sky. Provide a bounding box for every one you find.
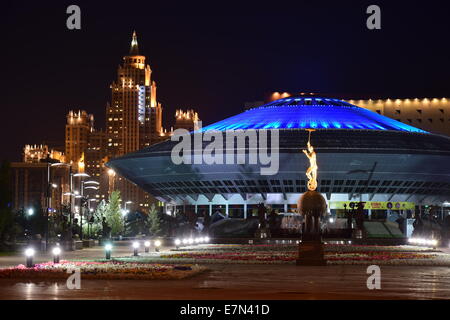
[3,1,450,161]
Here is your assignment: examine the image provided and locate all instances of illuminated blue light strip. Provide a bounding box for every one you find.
[200,98,428,133]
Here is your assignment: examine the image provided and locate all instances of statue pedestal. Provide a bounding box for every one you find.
[296,190,327,266]
[296,240,326,266]
[254,227,270,239]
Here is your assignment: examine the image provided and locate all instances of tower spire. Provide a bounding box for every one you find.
[129,30,139,55]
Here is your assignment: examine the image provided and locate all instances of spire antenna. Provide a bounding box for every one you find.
[129,30,139,55]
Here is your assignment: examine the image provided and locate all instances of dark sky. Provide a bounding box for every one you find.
[2,1,450,161]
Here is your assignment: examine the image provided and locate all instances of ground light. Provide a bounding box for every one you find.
[52,246,61,263]
[154,240,161,252]
[25,248,35,268]
[132,241,140,256]
[174,238,181,249]
[105,243,112,260]
[408,237,438,247]
[144,241,151,253]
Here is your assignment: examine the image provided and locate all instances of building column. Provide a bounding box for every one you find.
[284,203,288,213]
[225,203,229,217]
[209,202,212,216]
[244,203,247,219]
[368,209,372,220]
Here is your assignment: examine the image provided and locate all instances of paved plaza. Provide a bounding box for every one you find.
[1,244,450,300]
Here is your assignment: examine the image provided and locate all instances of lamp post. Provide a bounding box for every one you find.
[74,173,90,240]
[52,163,73,223]
[121,201,133,236]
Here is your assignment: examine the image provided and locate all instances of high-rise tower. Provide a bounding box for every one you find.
[107,31,163,157]
[107,31,164,208]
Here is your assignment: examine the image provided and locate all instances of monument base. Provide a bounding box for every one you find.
[296,240,326,266]
[254,227,270,239]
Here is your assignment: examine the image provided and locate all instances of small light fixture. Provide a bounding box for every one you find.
[105,243,112,259]
[25,248,35,268]
[144,241,151,253]
[52,246,61,264]
[154,240,161,252]
[132,241,140,256]
[174,239,181,249]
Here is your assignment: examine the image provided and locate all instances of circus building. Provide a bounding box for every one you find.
[107,96,450,221]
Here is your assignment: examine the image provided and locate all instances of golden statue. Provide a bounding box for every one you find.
[303,129,318,191]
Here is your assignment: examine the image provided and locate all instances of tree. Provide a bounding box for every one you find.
[148,204,162,236]
[106,191,124,236]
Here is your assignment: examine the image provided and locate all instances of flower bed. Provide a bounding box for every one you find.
[124,243,447,266]
[0,261,207,280]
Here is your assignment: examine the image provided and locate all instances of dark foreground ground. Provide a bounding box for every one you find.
[1,264,450,300]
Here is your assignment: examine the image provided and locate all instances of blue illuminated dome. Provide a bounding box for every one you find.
[201,97,427,133]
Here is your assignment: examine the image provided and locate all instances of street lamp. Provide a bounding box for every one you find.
[121,209,129,235]
[51,162,74,224]
[73,173,91,240]
[27,208,34,216]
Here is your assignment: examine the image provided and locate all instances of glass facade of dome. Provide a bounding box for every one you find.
[201,97,428,133]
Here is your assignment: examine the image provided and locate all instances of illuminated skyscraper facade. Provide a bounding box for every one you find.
[107,32,166,208]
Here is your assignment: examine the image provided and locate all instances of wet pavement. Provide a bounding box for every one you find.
[1,264,450,300]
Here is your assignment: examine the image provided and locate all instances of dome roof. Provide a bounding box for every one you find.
[201,97,427,133]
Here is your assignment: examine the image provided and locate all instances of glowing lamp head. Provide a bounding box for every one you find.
[182,239,188,244]
[27,208,34,216]
[105,244,113,251]
[52,247,61,256]
[174,239,181,245]
[154,240,161,247]
[25,248,35,257]
[204,236,210,243]
[144,241,151,247]
[194,238,200,243]
[188,238,194,245]
[132,241,140,249]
